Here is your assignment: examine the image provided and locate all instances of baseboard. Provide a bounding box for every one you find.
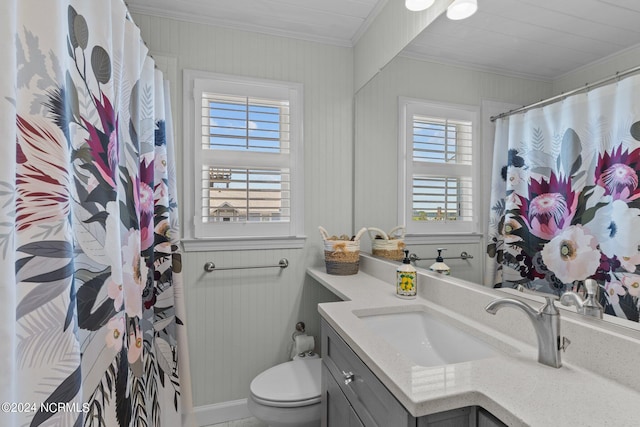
[193,399,252,426]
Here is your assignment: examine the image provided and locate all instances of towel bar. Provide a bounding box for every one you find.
[203,258,289,272]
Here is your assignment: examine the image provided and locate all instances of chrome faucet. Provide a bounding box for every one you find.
[560,279,604,319]
[485,296,569,368]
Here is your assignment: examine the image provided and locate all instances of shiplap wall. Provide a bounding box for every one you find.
[553,45,640,95]
[131,14,347,408]
[354,56,553,284]
[354,0,451,91]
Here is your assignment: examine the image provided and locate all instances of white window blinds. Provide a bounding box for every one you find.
[411,116,473,224]
[186,71,304,245]
[202,93,290,154]
[200,93,291,225]
[201,167,290,223]
[399,98,479,235]
[412,116,472,165]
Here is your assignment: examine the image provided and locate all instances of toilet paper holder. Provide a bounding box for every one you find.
[290,321,316,358]
[292,321,305,340]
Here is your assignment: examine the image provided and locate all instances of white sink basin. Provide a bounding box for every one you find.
[358,309,499,367]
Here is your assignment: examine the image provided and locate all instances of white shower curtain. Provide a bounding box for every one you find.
[0,1,193,426]
[486,72,640,322]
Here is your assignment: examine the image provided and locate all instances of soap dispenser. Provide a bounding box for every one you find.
[429,248,450,275]
[396,250,417,299]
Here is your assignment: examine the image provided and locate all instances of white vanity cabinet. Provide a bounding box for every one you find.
[321,319,507,427]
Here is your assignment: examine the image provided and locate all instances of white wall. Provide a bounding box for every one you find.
[354,0,452,91]
[553,45,640,95]
[131,13,347,410]
[354,56,553,284]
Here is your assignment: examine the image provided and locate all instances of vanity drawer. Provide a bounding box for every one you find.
[321,319,415,427]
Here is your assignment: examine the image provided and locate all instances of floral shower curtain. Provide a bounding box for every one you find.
[0,1,191,426]
[486,73,640,323]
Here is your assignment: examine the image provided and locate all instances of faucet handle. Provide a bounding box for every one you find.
[514,285,560,314]
[541,296,560,315]
[582,279,604,319]
[584,279,599,297]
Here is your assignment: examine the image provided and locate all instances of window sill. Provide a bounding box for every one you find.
[181,235,306,252]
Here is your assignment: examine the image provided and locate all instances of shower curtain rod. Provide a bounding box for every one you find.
[490,63,640,122]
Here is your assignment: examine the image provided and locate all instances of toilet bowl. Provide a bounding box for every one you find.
[248,354,322,427]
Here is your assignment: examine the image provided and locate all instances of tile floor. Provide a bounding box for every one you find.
[208,417,267,427]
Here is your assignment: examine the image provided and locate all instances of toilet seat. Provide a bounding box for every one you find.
[250,358,322,408]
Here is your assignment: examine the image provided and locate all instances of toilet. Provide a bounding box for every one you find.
[248,352,322,427]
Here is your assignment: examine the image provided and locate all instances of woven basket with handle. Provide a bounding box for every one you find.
[367,226,406,261]
[319,226,367,275]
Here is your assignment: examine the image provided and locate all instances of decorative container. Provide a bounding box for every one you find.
[396,250,417,299]
[367,226,406,261]
[319,226,367,275]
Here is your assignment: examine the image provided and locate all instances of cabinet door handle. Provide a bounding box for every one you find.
[342,370,355,385]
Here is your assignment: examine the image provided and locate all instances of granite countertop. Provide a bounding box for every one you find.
[309,255,640,427]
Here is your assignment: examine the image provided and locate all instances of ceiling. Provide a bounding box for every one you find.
[128,0,640,81]
[405,0,640,80]
[126,0,383,47]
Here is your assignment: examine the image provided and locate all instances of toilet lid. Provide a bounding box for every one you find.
[250,358,322,407]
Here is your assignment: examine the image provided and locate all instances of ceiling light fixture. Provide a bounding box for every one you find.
[446,0,478,20]
[405,0,435,12]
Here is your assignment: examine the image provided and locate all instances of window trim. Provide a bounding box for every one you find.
[182,69,305,251]
[398,97,481,239]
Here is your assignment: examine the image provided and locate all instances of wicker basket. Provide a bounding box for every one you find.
[319,226,367,275]
[367,226,406,261]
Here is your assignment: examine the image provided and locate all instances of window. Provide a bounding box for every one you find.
[399,98,479,236]
[183,70,304,250]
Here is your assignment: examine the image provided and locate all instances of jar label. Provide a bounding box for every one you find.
[397,271,416,296]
